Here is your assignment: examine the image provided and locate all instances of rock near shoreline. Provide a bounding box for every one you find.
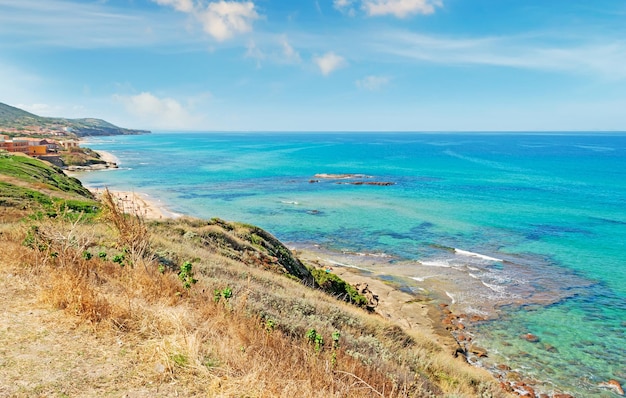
[65,162,118,172]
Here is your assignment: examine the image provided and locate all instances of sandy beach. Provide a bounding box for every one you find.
[94,149,120,164]
[90,188,176,220]
[67,146,178,220]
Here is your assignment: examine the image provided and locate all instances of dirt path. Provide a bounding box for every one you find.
[0,269,185,397]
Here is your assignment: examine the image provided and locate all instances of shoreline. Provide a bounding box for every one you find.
[66,146,595,397]
[67,147,180,220]
[68,176,556,397]
[66,151,459,349]
[293,246,461,352]
[89,188,179,220]
[93,149,120,165]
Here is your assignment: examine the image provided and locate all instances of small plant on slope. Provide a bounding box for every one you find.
[179,260,197,290]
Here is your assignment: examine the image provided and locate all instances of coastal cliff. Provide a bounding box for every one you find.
[0,154,510,397]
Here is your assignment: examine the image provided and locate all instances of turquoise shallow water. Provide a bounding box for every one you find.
[78,132,626,396]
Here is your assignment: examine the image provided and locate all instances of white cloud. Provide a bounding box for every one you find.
[356,75,390,90]
[196,1,259,41]
[152,0,259,41]
[153,0,194,13]
[363,0,442,18]
[115,92,200,129]
[314,52,347,76]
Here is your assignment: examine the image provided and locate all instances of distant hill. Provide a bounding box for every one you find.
[0,102,150,137]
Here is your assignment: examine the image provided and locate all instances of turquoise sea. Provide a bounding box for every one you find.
[77,132,625,396]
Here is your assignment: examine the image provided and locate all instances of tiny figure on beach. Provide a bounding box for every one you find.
[325,267,333,273]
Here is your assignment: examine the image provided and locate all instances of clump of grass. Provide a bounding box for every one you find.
[100,188,150,267]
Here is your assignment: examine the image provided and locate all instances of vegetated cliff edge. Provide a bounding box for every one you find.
[0,154,509,397]
[0,102,149,137]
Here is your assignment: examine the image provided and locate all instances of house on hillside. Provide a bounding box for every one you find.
[40,139,60,153]
[59,140,79,150]
[0,136,50,156]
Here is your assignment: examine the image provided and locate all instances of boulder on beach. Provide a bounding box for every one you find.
[354,282,379,310]
[469,344,488,357]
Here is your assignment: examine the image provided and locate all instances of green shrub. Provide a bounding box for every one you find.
[179,261,197,289]
[310,268,368,307]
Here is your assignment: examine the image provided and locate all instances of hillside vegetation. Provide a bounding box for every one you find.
[0,102,149,137]
[0,154,508,397]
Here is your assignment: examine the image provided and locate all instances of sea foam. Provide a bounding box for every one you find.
[455,249,503,262]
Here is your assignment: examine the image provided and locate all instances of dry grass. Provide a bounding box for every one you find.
[0,194,509,397]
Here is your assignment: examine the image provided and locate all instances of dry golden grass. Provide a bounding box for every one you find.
[0,194,510,397]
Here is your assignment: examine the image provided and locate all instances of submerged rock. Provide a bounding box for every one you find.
[520,333,540,343]
[599,379,624,395]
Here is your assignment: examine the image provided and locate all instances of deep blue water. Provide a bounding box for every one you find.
[78,132,626,396]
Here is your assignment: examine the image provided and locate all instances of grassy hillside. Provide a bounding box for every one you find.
[0,102,149,137]
[0,156,510,397]
[0,152,98,219]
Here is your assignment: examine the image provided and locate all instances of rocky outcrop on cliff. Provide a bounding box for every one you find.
[152,218,317,287]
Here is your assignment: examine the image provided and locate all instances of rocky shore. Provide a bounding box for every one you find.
[65,162,118,172]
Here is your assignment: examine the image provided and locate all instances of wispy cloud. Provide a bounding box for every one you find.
[373,30,626,80]
[314,52,347,76]
[245,40,265,67]
[153,0,194,13]
[356,75,390,90]
[0,0,172,48]
[362,0,443,18]
[280,36,302,64]
[333,0,442,18]
[152,0,259,41]
[334,0,357,16]
[245,35,301,67]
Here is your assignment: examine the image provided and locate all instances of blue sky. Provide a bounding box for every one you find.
[1,0,625,131]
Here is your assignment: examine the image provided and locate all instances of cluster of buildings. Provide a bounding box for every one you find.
[0,125,71,137]
[0,135,79,156]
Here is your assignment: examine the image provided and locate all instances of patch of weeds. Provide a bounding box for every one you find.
[203,356,219,369]
[112,253,125,266]
[305,329,324,353]
[264,319,276,333]
[178,261,197,289]
[213,287,233,302]
[332,331,341,349]
[171,353,188,367]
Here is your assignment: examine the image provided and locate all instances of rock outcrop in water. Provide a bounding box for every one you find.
[311,173,395,186]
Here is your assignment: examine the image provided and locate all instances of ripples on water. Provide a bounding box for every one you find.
[80,132,626,396]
